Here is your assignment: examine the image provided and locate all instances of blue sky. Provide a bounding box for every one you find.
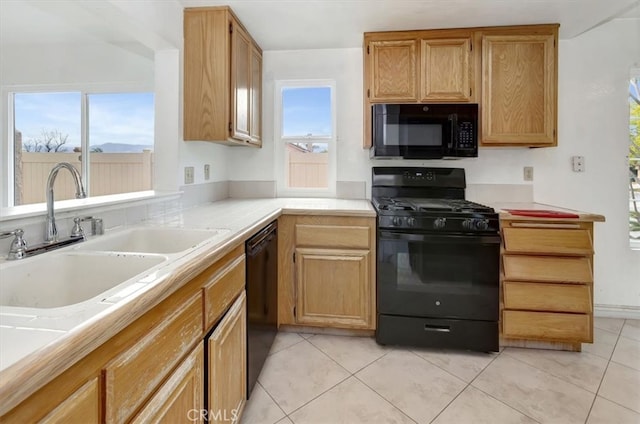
[14,92,154,150]
[282,87,332,138]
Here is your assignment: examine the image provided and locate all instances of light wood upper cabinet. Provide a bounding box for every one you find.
[362,24,558,148]
[208,292,247,424]
[367,39,418,101]
[184,7,262,146]
[481,29,557,146]
[231,22,252,142]
[249,45,263,146]
[420,38,472,101]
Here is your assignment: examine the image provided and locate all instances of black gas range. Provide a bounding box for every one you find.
[372,167,500,352]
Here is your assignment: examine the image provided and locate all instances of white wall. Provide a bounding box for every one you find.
[228,48,537,190]
[533,18,640,311]
[228,23,640,313]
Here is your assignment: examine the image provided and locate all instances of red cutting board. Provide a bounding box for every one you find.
[504,209,580,218]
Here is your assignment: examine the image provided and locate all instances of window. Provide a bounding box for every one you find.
[10,91,154,206]
[629,74,639,247]
[275,81,336,196]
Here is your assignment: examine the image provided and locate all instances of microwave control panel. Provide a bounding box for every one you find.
[455,121,476,151]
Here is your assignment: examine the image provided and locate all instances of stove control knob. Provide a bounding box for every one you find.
[407,217,416,227]
[392,217,403,226]
[462,219,473,230]
[433,217,447,230]
[474,219,489,230]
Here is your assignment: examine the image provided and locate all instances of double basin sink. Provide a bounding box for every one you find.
[0,227,230,310]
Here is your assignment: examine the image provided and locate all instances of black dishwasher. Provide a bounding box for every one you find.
[245,220,278,398]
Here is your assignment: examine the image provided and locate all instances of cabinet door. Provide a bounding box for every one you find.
[420,38,472,101]
[295,248,371,329]
[249,45,262,146]
[231,20,251,142]
[481,33,556,146]
[208,292,246,424]
[130,345,204,424]
[368,40,418,101]
[39,378,100,424]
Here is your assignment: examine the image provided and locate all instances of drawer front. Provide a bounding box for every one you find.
[502,310,591,343]
[295,224,370,249]
[103,292,203,424]
[203,255,246,330]
[503,281,592,313]
[503,227,593,255]
[503,255,592,283]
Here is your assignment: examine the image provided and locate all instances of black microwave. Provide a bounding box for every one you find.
[370,103,478,159]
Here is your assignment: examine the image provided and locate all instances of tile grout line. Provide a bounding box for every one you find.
[464,350,542,424]
[352,370,419,424]
[249,381,289,424]
[499,346,607,396]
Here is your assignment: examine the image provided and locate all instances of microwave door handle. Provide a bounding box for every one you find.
[449,114,458,151]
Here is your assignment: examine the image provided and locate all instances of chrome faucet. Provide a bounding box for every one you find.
[45,162,87,242]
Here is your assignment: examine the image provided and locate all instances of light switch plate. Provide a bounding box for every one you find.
[204,164,210,181]
[184,166,194,184]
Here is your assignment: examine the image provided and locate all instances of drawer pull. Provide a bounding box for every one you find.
[424,324,450,333]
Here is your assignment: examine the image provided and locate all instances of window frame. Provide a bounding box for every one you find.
[629,69,640,250]
[274,79,337,198]
[3,84,154,208]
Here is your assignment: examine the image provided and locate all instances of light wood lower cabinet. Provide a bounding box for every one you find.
[208,291,247,424]
[1,245,247,424]
[295,248,370,328]
[130,344,204,424]
[38,378,100,424]
[104,292,203,424]
[279,215,376,330]
[500,219,596,349]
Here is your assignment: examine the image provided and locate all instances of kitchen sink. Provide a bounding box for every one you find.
[0,253,167,309]
[76,227,230,255]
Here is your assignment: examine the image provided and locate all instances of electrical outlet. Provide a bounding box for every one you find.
[184,166,194,184]
[523,166,534,181]
[572,156,585,172]
[204,164,210,181]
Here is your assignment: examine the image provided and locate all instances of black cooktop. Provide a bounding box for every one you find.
[373,197,494,214]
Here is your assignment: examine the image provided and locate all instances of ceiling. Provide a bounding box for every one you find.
[1,0,638,51]
[181,0,640,50]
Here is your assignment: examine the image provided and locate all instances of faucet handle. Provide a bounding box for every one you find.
[0,228,28,260]
[70,217,85,238]
[77,216,104,236]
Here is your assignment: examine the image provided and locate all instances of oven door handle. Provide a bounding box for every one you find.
[379,231,501,245]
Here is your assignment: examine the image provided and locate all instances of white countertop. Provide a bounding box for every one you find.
[0,197,374,408]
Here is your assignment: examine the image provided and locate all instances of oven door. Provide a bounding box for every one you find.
[377,230,500,321]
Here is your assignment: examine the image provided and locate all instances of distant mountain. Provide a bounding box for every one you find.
[92,143,153,153]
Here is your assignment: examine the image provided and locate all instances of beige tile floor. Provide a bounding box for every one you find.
[240,317,640,424]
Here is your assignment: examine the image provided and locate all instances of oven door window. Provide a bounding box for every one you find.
[377,231,500,321]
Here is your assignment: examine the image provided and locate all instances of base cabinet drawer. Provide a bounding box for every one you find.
[502,255,592,283]
[502,227,593,255]
[503,310,591,343]
[503,281,592,313]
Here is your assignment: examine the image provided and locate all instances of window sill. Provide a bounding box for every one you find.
[0,191,182,223]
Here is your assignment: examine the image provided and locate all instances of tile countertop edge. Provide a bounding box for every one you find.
[491,202,606,222]
[0,198,375,415]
